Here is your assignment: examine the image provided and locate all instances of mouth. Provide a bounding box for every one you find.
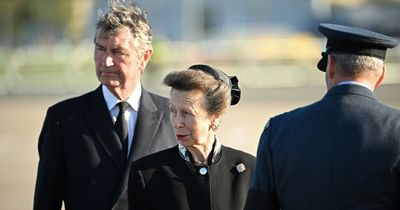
[101,70,118,76]
[176,134,187,141]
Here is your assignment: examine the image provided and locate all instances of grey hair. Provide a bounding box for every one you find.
[95,0,152,55]
[332,53,384,76]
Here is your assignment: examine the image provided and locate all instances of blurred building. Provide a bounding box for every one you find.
[1,0,399,46]
[132,0,400,41]
[1,0,400,95]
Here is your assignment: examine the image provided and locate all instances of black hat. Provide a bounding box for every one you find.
[317,23,399,71]
[188,64,241,106]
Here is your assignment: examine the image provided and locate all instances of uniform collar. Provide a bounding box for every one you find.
[337,81,373,91]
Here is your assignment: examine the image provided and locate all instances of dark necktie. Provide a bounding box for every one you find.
[115,101,129,159]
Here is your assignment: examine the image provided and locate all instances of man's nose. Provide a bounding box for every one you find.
[105,55,114,67]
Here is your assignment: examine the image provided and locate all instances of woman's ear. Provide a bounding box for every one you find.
[210,113,222,130]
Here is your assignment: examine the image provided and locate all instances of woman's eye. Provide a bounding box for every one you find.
[183,110,192,116]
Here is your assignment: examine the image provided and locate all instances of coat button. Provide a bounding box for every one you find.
[199,167,207,175]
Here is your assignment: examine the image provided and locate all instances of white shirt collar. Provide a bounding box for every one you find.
[337,81,373,91]
[102,84,142,111]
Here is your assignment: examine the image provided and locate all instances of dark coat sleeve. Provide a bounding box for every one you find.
[34,107,65,210]
[244,120,280,210]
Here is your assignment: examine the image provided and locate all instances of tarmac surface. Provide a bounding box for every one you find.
[1,85,399,210]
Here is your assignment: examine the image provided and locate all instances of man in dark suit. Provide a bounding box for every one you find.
[245,23,400,209]
[33,1,176,209]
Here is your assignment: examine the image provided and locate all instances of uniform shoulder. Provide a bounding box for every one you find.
[268,101,318,124]
[380,102,400,114]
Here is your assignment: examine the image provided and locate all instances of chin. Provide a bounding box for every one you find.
[178,140,192,147]
[102,80,121,88]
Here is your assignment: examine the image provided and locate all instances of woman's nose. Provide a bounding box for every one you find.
[172,114,184,128]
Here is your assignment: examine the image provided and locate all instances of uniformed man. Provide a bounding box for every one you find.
[244,23,400,209]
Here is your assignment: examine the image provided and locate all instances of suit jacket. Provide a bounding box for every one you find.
[245,84,400,210]
[34,86,176,210]
[128,145,255,210]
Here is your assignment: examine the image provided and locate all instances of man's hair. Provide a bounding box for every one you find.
[332,53,384,76]
[163,70,231,116]
[95,0,152,55]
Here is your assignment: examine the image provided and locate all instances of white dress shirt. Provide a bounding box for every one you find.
[102,84,141,157]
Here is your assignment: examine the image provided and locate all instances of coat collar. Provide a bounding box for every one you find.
[128,89,161,162]
[325,83,377,101]
[178,138,222,166]
[112,88,169,209]
[83,86,126,171]
[81,86,166,171]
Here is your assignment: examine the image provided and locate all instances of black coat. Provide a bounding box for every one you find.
[245,84,400,210]
[33,86,176,210]
[128,145,255,210]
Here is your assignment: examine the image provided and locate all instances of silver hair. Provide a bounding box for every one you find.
[332,53,384,76]
[95,0,152,55]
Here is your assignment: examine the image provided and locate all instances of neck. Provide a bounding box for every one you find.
[186,135,215,165]
[108,83,139,101]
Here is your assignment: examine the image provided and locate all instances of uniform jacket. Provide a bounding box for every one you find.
[128,145,255,210]
[245,84,400,210]
[34,86,176,210]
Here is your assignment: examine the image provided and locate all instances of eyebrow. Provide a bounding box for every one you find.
[112,46,128,53]
[94,42,104,48]
[94,42,128,53]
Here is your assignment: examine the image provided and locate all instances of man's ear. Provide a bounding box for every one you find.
[375,65,386,88]
[327,54,336,80]
[139,49,153,74]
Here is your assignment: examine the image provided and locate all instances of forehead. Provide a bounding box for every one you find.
[95,27,135,45]
[170,89,205,108]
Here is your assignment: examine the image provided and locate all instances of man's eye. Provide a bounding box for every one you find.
[96,46,105,51]
[113,49,127,56]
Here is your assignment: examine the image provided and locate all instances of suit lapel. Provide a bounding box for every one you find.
[129,89,163,162]
[112,89,166,210]
[83,86,126,171]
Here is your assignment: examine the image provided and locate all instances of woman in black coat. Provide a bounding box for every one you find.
[128,64,255,210]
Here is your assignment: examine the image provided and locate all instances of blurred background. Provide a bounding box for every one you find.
[1,0,400,209]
